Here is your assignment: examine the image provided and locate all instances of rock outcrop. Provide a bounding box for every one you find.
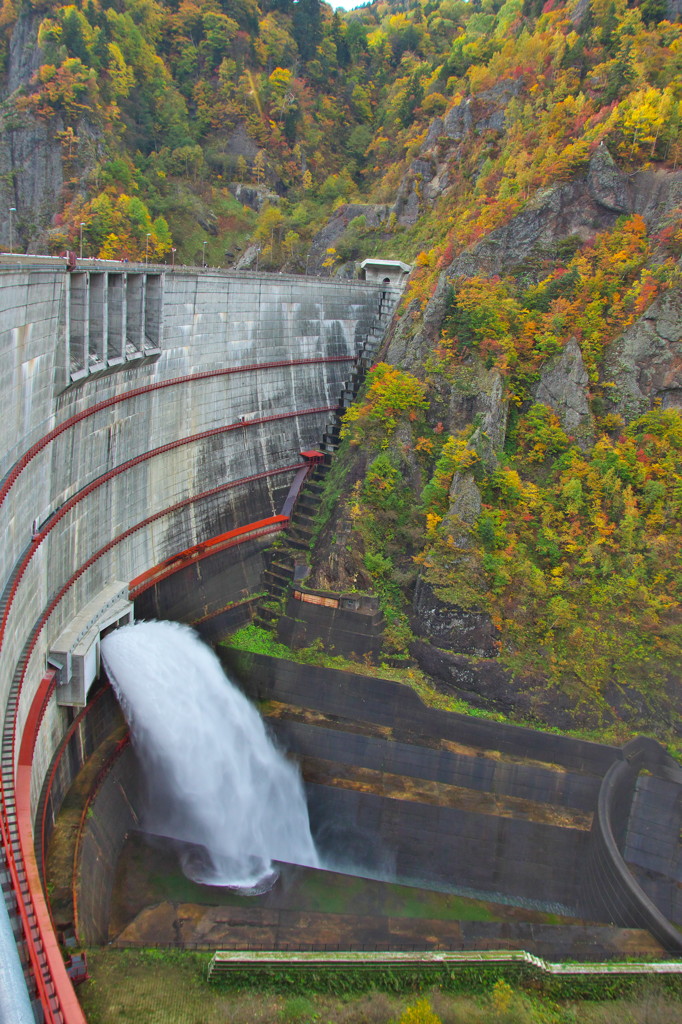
[394,79,524,228]
[534,337,594,448]
[0,110,65,251]
[409,638,589,728]
[412,578,498,658]
[5,9,44,96]
[386,150,639,374]
[376,156,682,730]
[469,368,508,468]
[0,11,64,250]
[227,183,280,213]
[409,636,681,731]
[586,143,632,213]
[307,202,391,273]
[448,471,482,526]
[602,287,682,421]
[0,10,102,250]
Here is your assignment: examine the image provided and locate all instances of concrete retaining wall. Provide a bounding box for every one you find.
[222,651,616,777]
[63,647,682,950]
[222,651,682,935]
[586,739,682,952]
[223,652,609,914]
[76,742,142,945]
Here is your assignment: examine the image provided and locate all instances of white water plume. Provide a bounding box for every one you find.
[101,619,319,889]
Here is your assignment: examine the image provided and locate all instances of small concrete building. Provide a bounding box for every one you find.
[359,258,412,286]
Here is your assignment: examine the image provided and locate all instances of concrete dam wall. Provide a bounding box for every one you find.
[0,258,396,1020]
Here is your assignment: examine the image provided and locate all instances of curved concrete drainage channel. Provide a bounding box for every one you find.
[208,948,682,979]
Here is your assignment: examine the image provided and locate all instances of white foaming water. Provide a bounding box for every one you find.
[101,620,319,889]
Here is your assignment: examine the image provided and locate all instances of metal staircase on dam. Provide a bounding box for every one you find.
[253,289,396,629]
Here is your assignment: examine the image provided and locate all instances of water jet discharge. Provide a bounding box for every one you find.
[102,620,319,889]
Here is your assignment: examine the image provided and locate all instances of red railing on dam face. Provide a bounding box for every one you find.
[0,405,336,653]
[8,681,130,1024]
[128,517,288,597]
[0,268,393,1022]
[0,356,352,511]
[1,667,88,1024]
[128,451,319,596]
[3,460,305,774]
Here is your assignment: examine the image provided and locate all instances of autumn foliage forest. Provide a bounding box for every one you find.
[3,0,682,734]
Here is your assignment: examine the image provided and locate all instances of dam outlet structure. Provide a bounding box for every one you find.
[101,619,319,889]
[2,255,682,1022]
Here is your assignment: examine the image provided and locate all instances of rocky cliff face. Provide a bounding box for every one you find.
[534,338,594,449]
[0,10,104,252]
[309,138,682,733]
[0,112,65,251]
[0,11,65,251]
[307,202,392,274]
[602,287,682,421]
[393,79,525,229]
[388,149,682,372]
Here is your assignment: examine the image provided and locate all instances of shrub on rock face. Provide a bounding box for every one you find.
[341,363,429,447]
[513,403,571,463]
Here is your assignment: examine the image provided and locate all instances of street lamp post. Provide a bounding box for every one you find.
[202,241,207,268]
[9,207,16,255]
[145,233,151,266]
[79,222,85,259]
[171,247,176,269]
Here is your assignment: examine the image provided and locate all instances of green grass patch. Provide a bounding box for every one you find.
[222,625,504,721]
[78,948,682,1023]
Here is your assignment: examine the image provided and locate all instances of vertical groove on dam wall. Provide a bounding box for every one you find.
[0,262,397,1017]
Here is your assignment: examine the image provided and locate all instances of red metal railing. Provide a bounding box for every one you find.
[1,383,331,1021]
[129,517,288,596]
[0,458,312,1024]
[2,663,89,1024]
[0,793,82,1022]
[2,497,297,1023]
[0,406,335,652]
[0,357,351,511]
